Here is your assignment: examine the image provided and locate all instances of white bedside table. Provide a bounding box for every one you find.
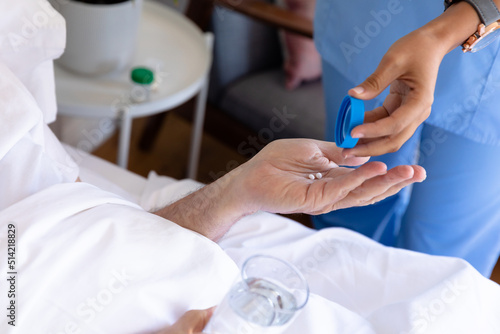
[54,0,213,179]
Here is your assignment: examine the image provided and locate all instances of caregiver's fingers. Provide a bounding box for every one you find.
[346,106,392,149]
[362,105,391,124]
[314,140,370,166]
[351,96,429,141]
[343,120,423,157]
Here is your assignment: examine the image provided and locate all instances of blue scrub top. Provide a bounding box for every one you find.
[314,0,500,146]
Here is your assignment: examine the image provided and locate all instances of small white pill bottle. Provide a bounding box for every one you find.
[130,67,155,103]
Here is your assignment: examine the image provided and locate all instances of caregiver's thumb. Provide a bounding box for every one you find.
[348,58,401,100]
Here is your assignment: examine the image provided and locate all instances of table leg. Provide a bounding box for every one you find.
[187,32,214,179]
[118,110,133,169]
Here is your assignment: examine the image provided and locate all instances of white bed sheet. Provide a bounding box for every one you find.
[143,173,500,334]
[1,149,500,334]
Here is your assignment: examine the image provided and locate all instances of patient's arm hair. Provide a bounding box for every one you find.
[153,169,253,242]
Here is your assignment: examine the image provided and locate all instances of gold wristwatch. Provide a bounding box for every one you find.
[445,0,500,52]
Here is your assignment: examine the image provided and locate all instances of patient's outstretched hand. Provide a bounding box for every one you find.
[155,139,425,241]
[235,139,426,215]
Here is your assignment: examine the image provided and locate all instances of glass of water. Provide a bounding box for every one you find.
[204,254,309,334]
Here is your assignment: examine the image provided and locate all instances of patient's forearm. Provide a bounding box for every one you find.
[153,169,253,241]
[153,138,426,242]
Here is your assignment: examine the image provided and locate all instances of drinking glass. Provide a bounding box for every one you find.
[204,254,309,334]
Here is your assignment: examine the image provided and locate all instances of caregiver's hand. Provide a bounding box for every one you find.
[344,1,481,158]
[156,308,214,334]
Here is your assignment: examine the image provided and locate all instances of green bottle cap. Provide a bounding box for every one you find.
[131,67,154,85]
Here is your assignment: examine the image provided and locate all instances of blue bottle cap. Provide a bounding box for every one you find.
[335,96,365,148]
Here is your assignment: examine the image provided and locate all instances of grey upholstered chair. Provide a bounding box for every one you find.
[208,0,325,140]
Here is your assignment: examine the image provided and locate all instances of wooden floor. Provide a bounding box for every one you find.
[93,105,247,184]
[492,258,500,284]
[91,101,500,285]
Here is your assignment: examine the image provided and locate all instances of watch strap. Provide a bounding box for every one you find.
[445,0,500,25]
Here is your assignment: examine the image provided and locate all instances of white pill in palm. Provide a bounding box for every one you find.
[315,173,323,179]
[308,174,315,180]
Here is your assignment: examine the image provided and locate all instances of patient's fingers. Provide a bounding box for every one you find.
[366,165,426,205]
[334,165,425,211]
[157,307,215,334]
[333,165,413,210]
[316,161,388,208]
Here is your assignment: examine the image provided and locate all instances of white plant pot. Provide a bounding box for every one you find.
[53,0,143,76]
